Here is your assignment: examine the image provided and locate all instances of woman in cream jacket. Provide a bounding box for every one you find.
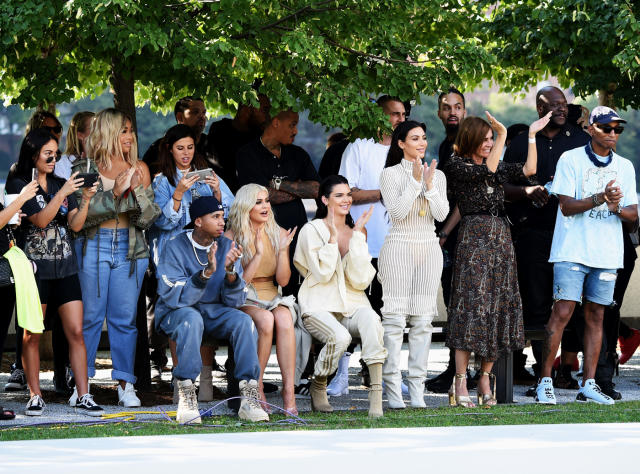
[294,175,387,417]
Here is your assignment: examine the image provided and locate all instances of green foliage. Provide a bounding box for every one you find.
[0,0,494,138]
[484,0,640,108]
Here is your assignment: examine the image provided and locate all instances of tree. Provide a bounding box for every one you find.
[1,1,494,137]
[483,0,640,108]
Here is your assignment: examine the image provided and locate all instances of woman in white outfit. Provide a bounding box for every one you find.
[378,120,449,408]
[294,175,387,417]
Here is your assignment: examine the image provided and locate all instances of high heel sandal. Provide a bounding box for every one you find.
[477,371,497,406]
[448,373,475,407]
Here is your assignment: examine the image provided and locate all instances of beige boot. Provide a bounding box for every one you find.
[238,380,269,422]
[198,365,213,402]
[368,363,383,418]
[310,376,333,412]
[176,379,201,424]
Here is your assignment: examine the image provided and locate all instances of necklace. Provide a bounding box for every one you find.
[190,234,213,266]
[585,142,613,168]
[260,136,281,156]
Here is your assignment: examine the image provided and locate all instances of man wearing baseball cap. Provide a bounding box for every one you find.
[155,196,269,423]
[535,106,638,405]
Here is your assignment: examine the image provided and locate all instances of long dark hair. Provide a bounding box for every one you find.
[13,128,58,180]
[384,120,427,168]
[157,124,207,186]
[314,175,355,228]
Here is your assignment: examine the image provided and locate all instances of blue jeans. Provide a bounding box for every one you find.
[157,305,260,382]
[553,262,617,306]
[75,228,147,382]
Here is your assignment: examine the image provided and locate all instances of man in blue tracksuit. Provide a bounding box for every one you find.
[155,196,268,422]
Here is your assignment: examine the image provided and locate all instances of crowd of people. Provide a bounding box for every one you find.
[0,85,638,423]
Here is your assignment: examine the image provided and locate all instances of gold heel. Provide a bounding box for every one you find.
[477,371,497,406]
[449,373,475,408]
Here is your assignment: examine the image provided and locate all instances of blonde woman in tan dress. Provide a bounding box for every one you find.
[226,184,298,414]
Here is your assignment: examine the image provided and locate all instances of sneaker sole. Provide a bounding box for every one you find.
[24,409,43,416]
[534,398,556,405]
[4,384,27,391]
[118,401,141,408]
[76,408,105,417]
[576,393,614,405]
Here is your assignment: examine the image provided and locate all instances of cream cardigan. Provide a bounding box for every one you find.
[293,219,376,317]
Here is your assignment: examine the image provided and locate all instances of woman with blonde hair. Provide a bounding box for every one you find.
[72,108,160,407]
[56,111,95,179]
[225,184,299,414]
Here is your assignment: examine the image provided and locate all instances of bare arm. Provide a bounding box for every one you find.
[485,112,506,173]
[522,112,552,177]
[278,179,319,199]
[351,187,381,205]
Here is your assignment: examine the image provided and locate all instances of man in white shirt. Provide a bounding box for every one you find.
[339,95,406,314]
[536,106,638,405]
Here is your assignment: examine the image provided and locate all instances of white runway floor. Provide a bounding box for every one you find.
[2,423,639,473]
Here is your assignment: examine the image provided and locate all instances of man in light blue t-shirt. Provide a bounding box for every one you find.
[536,106,638,405]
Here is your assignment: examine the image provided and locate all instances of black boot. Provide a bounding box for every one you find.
[359,358,371,388]
[513,350,536,385]
[426,349,455,394]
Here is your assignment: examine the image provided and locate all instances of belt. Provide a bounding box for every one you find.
[462,210,506,218]
[252,276,275,283]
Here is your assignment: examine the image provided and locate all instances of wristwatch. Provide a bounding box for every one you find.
[437,230,448,239]
[272,177,282,190]
[615,203,623,215]
[225,265,237,278]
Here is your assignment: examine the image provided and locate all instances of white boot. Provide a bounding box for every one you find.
[238,380,269,422]
[177,379,202,424]
[327,352,350,397]
[406,378,426,408]
[117,382,141,408]
[198,365,213,402]
[382,314,406,409]
[407,316,432,408]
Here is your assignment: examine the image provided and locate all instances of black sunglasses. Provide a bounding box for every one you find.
[595,124,624,135]
[43,125,63,134]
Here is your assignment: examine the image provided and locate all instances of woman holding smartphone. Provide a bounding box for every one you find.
[6,128,102,416]
[72,108,160,408]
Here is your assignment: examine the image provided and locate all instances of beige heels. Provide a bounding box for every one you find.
[477,371,497,406]
[448,373,475,407]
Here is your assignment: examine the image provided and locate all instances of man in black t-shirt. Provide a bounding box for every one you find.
[503,86,590,387]
[426,87,466,394]
[142,97,210,177]
[236,109,319,296]
[207,94,271,193]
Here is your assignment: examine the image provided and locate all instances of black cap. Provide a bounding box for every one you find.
[184,196,224,229]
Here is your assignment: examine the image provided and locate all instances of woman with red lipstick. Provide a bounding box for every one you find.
[443,112,550,407]
[225,184,298,414]
[6,128,102,416]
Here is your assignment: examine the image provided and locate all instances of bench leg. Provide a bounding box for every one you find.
[492,351,514,404]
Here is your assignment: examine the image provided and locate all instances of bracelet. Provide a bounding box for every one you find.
[615,203,623,215]
[437,230,448,239]
[172,195,182,202]
[528,137,536,144]
[592,193,602,207]
[201,269,212,280]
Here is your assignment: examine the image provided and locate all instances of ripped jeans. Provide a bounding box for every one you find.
[553,262,617,306]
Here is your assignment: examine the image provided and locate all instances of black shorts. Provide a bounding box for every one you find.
[37,274,82,307]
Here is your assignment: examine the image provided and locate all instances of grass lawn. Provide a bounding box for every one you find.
[2,401,640,442]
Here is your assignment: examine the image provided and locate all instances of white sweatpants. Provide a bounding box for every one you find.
[302,307,387,377]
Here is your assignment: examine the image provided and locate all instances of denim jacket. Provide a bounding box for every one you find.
[72,158,161,271]
[149,169,234,269]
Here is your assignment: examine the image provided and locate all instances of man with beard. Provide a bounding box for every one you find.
[207,94,271,193]
[535,107,637,405]
[143,97,210,177]
[503,86,590,389]
[425,88,467,394]
[236,109,320,296]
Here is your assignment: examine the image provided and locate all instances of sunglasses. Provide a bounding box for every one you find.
[594,124,624,135]
[43,125,63,134]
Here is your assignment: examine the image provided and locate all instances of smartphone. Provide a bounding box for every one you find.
[185,168,213,182]
[32,168,38,181]
[76,173,99,188]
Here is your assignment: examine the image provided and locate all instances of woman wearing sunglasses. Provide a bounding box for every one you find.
[5,128,102,416]
[25,110,63,142]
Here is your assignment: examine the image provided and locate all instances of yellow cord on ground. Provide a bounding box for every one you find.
[101,410,177,421]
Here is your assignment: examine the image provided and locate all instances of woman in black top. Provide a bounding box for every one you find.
[442,112,549,407]
[6,128,103,417]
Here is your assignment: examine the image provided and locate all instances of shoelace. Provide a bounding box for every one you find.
[247,385,263,410]
[28,395,45,409]
[185,385,198,411]
[78,394,98,407]
[587,382,610,399]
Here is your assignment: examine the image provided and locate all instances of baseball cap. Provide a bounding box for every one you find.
[184,196,223,229]
[589,106,626,125]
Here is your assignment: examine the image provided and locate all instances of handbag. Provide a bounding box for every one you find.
[0,226,18,287]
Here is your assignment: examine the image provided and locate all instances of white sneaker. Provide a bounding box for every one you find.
[68,381,90,407]
[577,379,615,405]
[535,377,557,405]
[117,382,141,407]
[177,379,202,424]
[238,380,269,422]
[25,394,46,416]
[75,393,105,417]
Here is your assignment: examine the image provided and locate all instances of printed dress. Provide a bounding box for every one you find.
[443,155,526,361]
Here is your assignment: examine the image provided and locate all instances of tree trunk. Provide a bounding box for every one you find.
[110,56,137,132]
[598,82,617,108]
